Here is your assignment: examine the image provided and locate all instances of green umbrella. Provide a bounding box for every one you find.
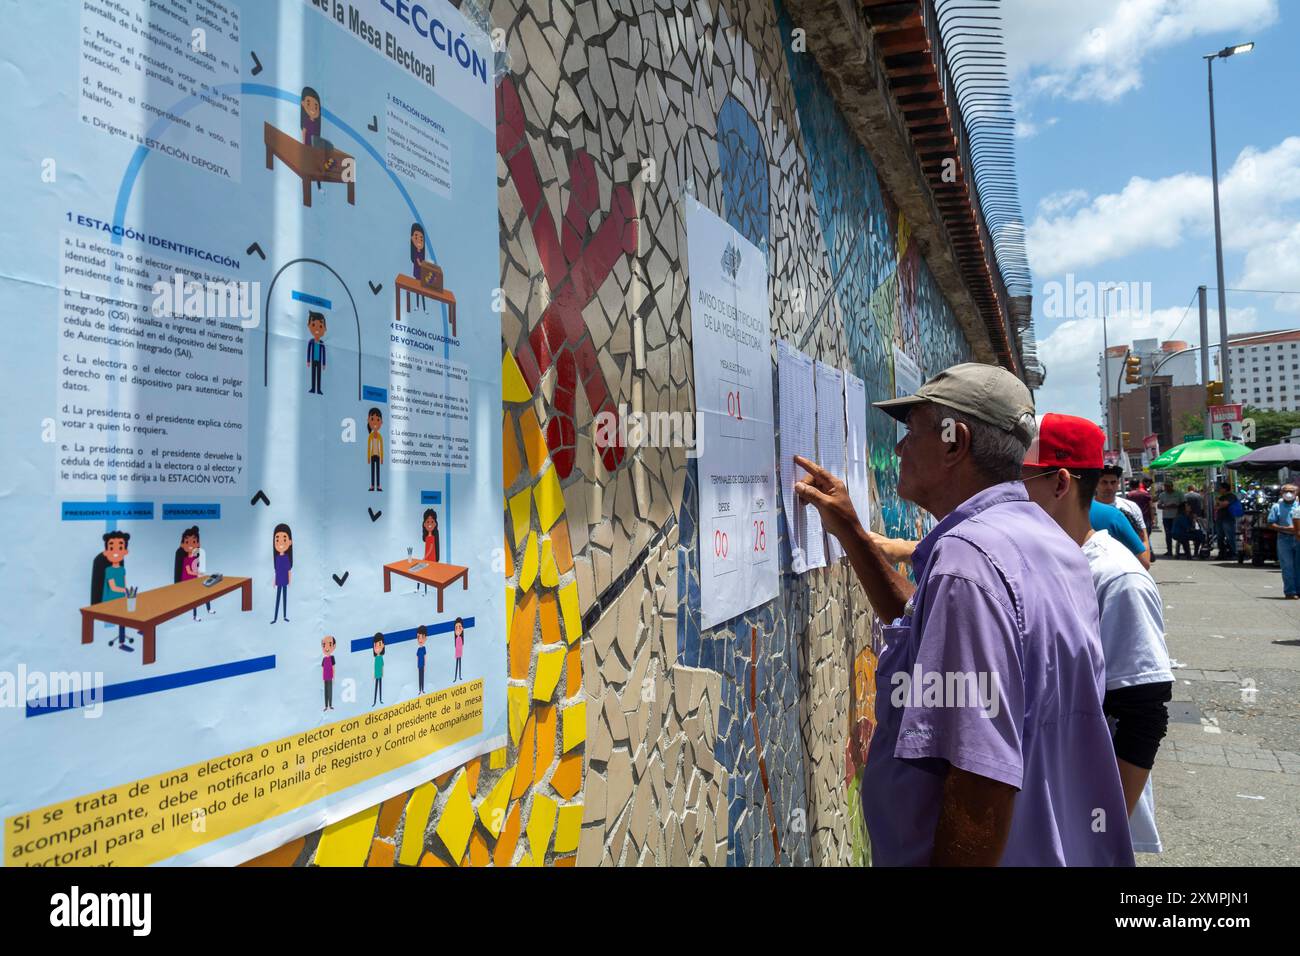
[1147,439,1251,469]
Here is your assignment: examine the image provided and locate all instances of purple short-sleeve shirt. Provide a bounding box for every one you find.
[862,482,1134,866]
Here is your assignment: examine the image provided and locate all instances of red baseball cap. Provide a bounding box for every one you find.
[1022,413,1105,470]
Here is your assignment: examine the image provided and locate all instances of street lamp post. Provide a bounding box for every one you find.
[1204,42,1253,412]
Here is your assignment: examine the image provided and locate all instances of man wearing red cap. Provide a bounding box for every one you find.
[1020,413,1174,854]
[796,363,1132,866]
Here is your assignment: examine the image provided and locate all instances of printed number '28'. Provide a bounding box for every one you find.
[753,520,766,552]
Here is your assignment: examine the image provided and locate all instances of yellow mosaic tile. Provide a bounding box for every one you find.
[539,537,559,587]
[519,406,549,476]
[507,684,530,744]
[398,782,437,866]
[554,804,583,854]
[314,804,380,867]
[534,646,564,701]
[534,464,565,531]
[506,585,516,636]
[562,699,586,754]
[558,581,582,645]
[504,534,515,578]
[502,352,531,404]
[508,488,532,548]
[478,764,516,838]
[489,746,507,769]
[519,531,539,591]
[527,793,558,862]
[435,774,475,864]
[511,714,537,800]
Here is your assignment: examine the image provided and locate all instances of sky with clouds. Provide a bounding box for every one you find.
[1002,0,1300,424]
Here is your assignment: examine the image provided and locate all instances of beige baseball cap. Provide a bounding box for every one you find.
[873,362,1036,440]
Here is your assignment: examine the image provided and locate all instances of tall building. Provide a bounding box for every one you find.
[1098,339,1200,453]
[1217,329,1300,412]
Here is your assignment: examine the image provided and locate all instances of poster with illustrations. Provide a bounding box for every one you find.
[0,0,505,866]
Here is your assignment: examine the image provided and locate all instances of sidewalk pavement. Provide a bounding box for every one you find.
[1140,530,1300,866]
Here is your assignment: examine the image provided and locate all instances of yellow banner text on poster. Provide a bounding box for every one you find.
[5,679,484,867]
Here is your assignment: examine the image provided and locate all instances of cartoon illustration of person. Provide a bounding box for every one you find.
[416,508,440,594]
[372,632,385,706]
[306,312,327,395]
[409,223,428,310]
[173,526,212,619]
[91,531,135,651]
[415,626,427,694]
[452,616,465,682]
[367,408,384,492]
[321,635,336,711]
[300,86,323,146]
[300,85,338,184]
[271,523,293,623]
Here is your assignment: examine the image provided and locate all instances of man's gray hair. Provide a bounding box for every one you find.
[931,402,1037,483]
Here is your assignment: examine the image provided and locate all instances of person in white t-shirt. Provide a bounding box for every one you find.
[1020,413,1174,853]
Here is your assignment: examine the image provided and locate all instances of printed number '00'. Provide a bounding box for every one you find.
[714,529,729,559]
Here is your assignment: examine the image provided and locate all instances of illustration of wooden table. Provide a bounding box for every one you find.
[395,274,457,336]
[383,559,468,613]
[264,122,355,208]
[80,577,252,665]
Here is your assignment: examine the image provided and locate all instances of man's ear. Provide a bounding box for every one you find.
[1055,468,1072,502]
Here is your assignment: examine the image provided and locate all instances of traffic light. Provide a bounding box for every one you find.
[1124,352,1142,385]
[1206,380,1224,406]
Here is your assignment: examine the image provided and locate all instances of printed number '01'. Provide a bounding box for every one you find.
[726,390,744,420]
[714,529,729,559]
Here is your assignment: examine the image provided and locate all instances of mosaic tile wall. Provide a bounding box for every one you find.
[249,0,984,868]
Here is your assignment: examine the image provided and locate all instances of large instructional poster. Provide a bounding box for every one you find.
[685,199,779,629]
[0,0,505,866]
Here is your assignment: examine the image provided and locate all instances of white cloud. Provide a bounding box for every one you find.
[1236,222,1300,314]
[1002,0,1277,103]
[1026,137,1300,276]
[1035,304,1259,422]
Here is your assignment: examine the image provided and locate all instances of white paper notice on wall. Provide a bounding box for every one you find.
[815,361,847,562]
[892,345,924,444]
[844,370,873,537]
[685,198,779,630]
[778,339,825,574]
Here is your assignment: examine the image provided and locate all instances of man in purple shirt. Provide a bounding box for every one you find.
[795,363,1132,866]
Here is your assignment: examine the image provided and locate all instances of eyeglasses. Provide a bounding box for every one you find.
[1021,467,1082,483]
